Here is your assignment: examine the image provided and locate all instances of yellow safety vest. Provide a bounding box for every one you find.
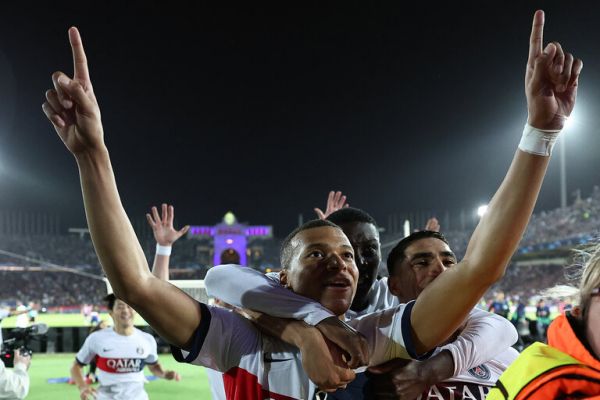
[487,342,600,399]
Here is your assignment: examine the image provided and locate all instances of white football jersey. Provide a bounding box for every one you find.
[76,327,158,400]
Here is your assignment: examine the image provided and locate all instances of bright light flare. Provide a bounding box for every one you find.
[477,205,488,218]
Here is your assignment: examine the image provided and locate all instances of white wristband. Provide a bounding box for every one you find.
[518,123,561,156]
[156,244,172,256]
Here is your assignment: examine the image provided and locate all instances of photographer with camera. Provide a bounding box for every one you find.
[0,322,46,399]
[0,348,30,399]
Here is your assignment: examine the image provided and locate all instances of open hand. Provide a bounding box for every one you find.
[315,191,350,220]
[146,204,190,246]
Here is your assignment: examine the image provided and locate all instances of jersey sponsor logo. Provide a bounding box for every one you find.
[97,357,145,373]
[467,364,491,381]
[417,382,491,400]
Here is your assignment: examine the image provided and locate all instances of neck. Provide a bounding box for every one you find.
[113,324,134,336]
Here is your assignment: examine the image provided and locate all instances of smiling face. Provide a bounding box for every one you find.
[280,226,359,316]
[388,237,457,303]
[109,299,136,330]
[336,221,381,312]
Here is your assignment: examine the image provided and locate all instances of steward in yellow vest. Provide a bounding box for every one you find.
[488,313,600,399]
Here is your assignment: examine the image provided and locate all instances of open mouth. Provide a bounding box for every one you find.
[323,276,352,289]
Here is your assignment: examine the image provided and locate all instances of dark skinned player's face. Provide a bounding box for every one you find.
[280,226,359,317]
[336,221,381,312]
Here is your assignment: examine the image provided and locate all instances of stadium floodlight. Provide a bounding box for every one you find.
[563,116,574,131]
[477,205,488,218]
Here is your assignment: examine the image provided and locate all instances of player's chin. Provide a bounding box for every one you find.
[320,296,352,317]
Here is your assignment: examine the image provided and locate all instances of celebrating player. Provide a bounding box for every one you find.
[70,294,180,400]
[43,8,581,398]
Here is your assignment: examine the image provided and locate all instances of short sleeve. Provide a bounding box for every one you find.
[349,301,433,366]
[75,335,96,365]
[144,332,159,365]
[170,302,261,372]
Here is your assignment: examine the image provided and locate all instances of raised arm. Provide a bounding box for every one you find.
[146,204,190,280]
[410,10,583,354]
[41,27,200,349]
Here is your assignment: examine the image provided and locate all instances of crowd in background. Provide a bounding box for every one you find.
[1,188,599,311]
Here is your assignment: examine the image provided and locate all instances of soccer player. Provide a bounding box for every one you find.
[43,9,581,398]
[146,204,225,400]
[70,294,180,400]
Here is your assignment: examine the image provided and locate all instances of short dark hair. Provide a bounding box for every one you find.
[386,231,449,276]
[327,207,378,227]
[280,219,341,269]
[104,293,117,310]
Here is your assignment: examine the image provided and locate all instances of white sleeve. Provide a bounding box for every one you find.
[440,308,518,376]
[205,264,334,326]
[144,333,159,365]
[75,334,96,365]
[170,303,261,372]
[349,301,434,366]
[0,360,30,400]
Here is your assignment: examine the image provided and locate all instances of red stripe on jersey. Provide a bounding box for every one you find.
[223,367,296,400]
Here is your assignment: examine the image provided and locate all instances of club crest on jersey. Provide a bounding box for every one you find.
[136,346,144,355]
[467,364,491,380]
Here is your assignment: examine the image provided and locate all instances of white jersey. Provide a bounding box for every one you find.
[76,327,158,400]
[171,301,421,400]
[205,265,519,399]
[416,347,519,400]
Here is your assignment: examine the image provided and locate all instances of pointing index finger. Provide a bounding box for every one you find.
[68,27,91,83]
[528,10,545,66]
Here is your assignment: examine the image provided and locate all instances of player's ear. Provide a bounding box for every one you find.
[279,269,290,288]
[388,274,402,297]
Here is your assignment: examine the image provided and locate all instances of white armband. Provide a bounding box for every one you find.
[156,244,172,256]
[518,123,561,156]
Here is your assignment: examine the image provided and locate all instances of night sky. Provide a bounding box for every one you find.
[1,1,599,236]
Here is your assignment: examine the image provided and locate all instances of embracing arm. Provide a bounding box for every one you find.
[205,264,334,325]
[409,10,582,355]
[42,28,200,349]
[441,308,518,376]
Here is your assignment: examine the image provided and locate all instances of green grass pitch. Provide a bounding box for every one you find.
[27,353,213,399]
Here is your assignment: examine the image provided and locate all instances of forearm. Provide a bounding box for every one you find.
[148,363,166,378]
[441,309,517,375]
[464,149,549,283]
[412,150,549,354]
[420,350,454,386]
[70,363,87,391]
[205,265,334,325]
[75,149,201,348]
[250,312,317,348]
[76,149,151,299]
[151,254,170,281]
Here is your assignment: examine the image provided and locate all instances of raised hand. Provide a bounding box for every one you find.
[314,191,350,220]
[146,204,190,246]
[424,217,440,232]
[525,10,583,131]
[42,27,104,156]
